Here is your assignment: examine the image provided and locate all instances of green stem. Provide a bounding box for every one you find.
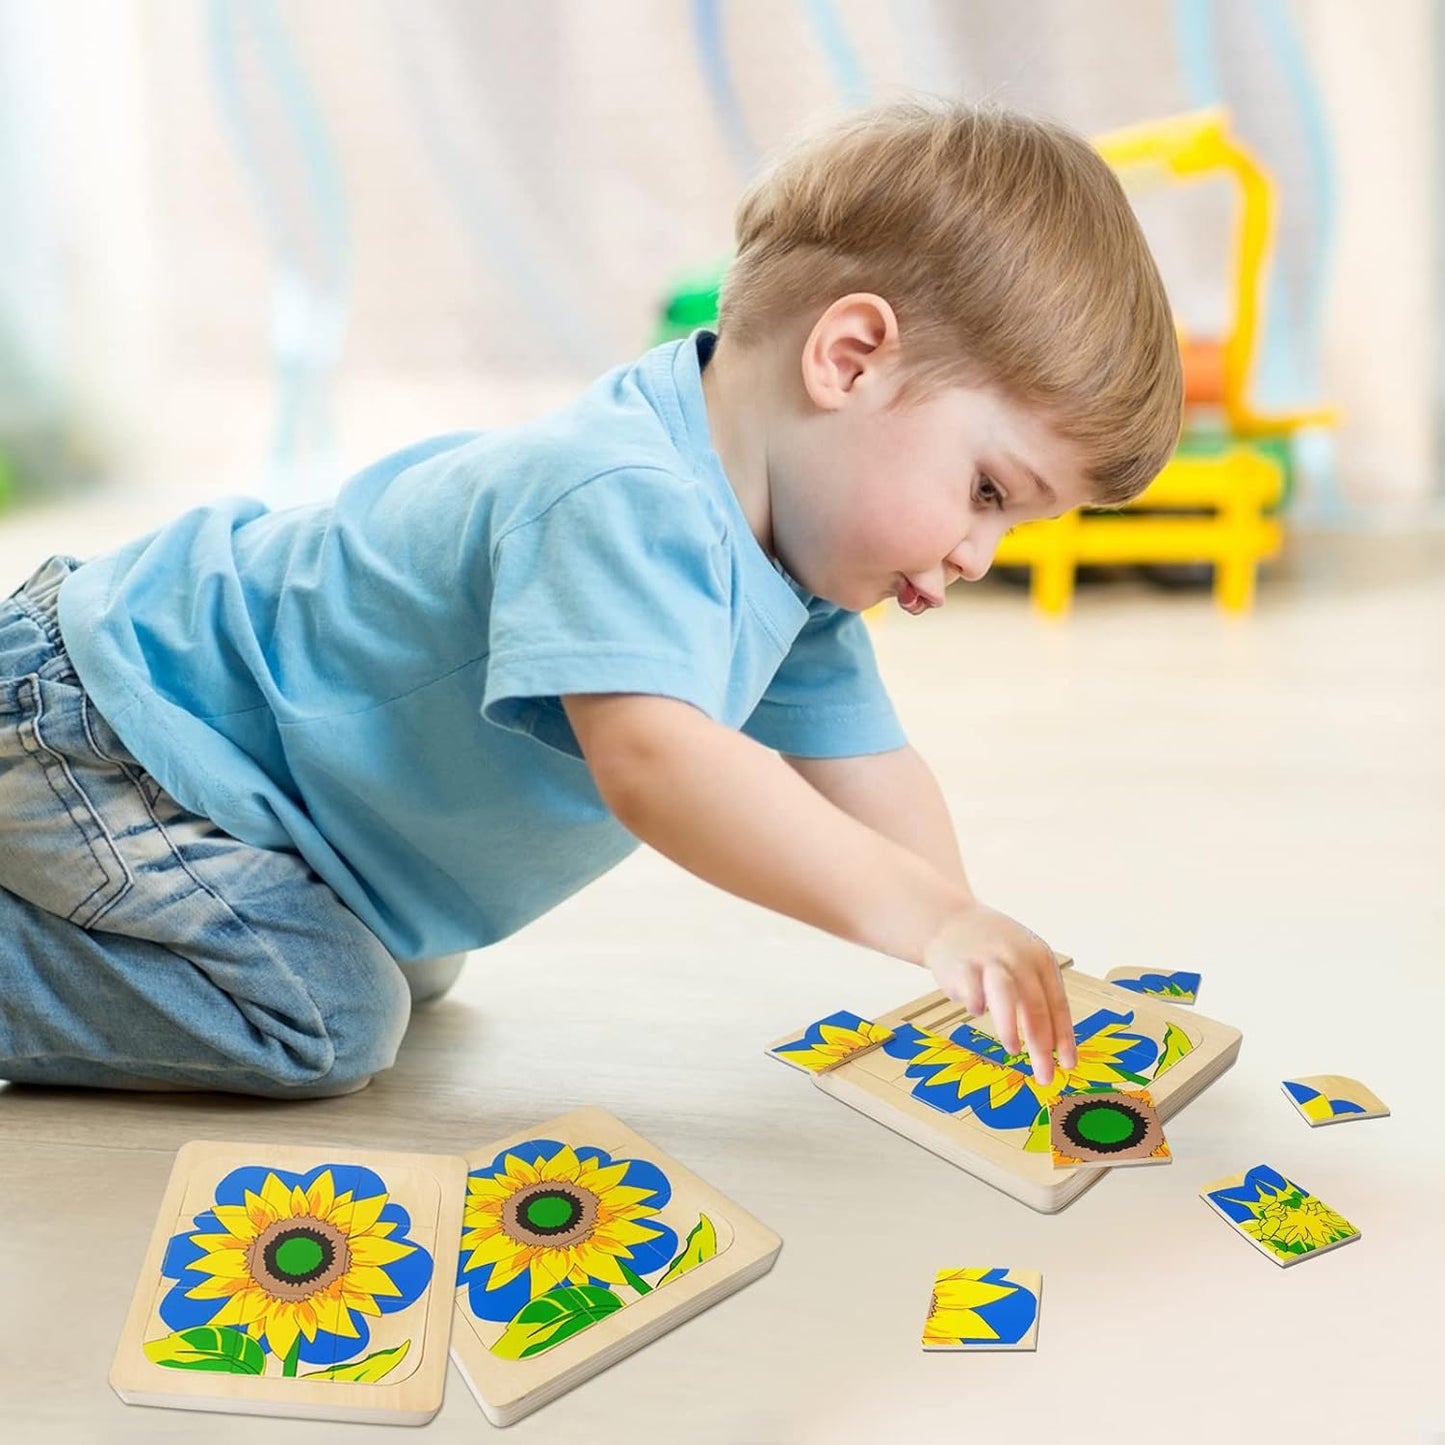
[282,1336,301,1378]
[618,1261,652,1296]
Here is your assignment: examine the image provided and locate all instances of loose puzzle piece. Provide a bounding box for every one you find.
[1281,1075,1389,1127]
[921,1268,1041,1351]
[1049,1088,1171,1168]
[110,1140,467,1424]
[766,1009,894,1073]
[1105,968,1201,1005]
[1200,1164,1360,1266]
[450,1106,781,1427]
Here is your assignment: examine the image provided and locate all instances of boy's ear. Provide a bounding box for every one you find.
[800,293,901,411]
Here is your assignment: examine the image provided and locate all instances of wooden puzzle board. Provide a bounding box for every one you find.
[110,1139,466,1424]
[814,970,1241,1213]
[450,1106,781,1427]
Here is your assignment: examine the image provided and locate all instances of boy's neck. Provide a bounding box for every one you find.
[699,332,777,561]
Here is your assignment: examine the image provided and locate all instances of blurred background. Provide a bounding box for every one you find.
[0,0,1441,582]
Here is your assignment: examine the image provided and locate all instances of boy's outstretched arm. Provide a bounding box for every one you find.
[563,693,1075,1081]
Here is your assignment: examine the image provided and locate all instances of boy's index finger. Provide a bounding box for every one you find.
[1046,966,1077,1069]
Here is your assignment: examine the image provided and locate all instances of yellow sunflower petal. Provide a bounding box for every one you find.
[462,1230,522,1267]
[242,1188,277,1231]
[540,1146,582,1183]
[529,1250,575,1292]
[339,1289,383,1317]
[208,1205,262,1243]
[483,1246,537,1292]
[348,1234,415,1269]
[342,1263,404,1299]
[575,1248,629,1287]
[295,1299,319,1342]
[594,1217,664,1248]
[305,1170,336,1220]
[339,1191,389,1239]
[185,1273,250,1301]
[208,1287,272,1329]
[313,1292,360,1339]
[289,1183,311,1217]
[465,1175,517,1203]
[576,1159,630,1194]
[259,1173,296,1223]
[262,1307,302,1361]
[596,1184,657,1210]
[186,1248,253,1281]
[500,1153,542,1186]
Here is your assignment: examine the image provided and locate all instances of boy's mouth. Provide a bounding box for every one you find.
[895,578,941,615]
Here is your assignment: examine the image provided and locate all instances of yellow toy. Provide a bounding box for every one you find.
[996,109,1335,615]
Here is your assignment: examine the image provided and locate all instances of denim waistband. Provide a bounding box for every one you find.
[8,554,81,646]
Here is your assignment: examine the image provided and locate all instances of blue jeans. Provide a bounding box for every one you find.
[0,556,413,1097]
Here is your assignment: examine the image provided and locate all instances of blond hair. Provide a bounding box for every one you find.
[717,99,1183,505]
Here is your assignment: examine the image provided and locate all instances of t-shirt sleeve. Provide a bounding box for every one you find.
[481,468,734,757]
[742,602,907,758]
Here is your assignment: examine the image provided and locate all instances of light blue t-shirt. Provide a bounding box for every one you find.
[58,333,906,960]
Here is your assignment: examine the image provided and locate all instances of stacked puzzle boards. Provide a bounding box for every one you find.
[813,969,1241,1213]
[110,1109,780,1427]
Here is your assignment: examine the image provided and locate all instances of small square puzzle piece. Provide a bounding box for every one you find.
[1049,1088,1171,1168]
[922,1268,1041,1351]
[110,1140,467,1425]
[1281,1074,1389,1127]
[1201,1164,1360,1266]
[766,1009,894,1073]
[1104,968,1201,1005]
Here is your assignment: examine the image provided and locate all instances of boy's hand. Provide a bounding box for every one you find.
[923,904,1077,1087]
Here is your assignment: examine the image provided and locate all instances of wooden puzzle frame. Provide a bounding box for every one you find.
[449,1106,781,1427]
[110,1140,466,1425]
[810,970,1241,1213]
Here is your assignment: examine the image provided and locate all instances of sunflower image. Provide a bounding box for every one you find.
[772,1010,893,1071]
[457,1141,678,1324]
[885,1009,1160,1132]
[1238,1178,1357,1257]
[921,1268,1040,1349]
[155,1164,433,1375]
[1205,1165,1360,1263]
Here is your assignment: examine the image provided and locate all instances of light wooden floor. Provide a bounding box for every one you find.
[2,508,1442,1443]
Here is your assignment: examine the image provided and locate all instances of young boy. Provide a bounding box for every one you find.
[0,100,1180,1099]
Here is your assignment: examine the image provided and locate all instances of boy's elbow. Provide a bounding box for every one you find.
[562,694,689,829]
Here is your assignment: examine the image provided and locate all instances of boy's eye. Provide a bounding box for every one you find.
[976,475,1005,509]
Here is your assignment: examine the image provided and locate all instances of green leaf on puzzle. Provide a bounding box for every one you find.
[302,1339,411,1382]
[490,1284,624,1360]
[143,1326,266,1375]
[1155,1022,1196,1077]
[1023,1105,1052,1153]
[657,1214,719,1286]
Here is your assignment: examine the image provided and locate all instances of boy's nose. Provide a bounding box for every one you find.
[947,536,996,583]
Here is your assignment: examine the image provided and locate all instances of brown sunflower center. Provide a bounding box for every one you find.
[501,1182,600,1249]
[247,1215,352,1300]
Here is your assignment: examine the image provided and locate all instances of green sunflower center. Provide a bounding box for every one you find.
[522,1189,583,1235]
[1074,1104,1137,1146]
[264,1228,334,1284]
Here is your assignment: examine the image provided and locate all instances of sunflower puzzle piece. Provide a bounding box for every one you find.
[1104,968,1202,1005]
[1200,1164,1361,1267]
[1049,1088,1171,1168]
[765,1009,894,1073]
[110,1139,467,1424]
[1281,1074,1390,1127]
[449,1106,781,1427]
[921,1268,1041,1351]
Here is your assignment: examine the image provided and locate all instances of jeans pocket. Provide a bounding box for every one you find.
[0,673,134,927]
